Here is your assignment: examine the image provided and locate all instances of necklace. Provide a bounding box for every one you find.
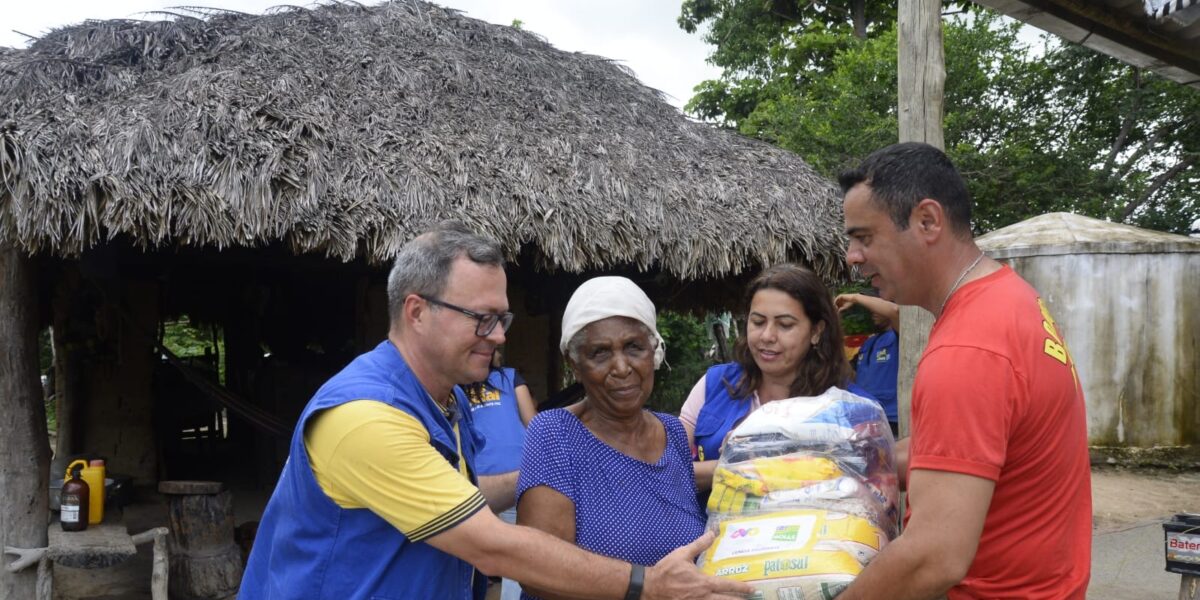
[938,252,985,316]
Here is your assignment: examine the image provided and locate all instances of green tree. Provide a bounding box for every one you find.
[682,4,1200,234]
[648,311,715,415]
[162,318,226,383]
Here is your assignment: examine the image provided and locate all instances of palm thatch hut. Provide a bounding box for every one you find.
[0,0,846,538]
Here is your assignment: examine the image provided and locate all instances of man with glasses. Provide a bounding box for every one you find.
[241,221,751,600]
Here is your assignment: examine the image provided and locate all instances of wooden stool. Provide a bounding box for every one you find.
[158,481,243,600]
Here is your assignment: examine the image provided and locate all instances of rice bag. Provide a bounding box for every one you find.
[697,387,899,599]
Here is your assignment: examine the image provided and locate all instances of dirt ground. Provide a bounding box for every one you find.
[1090,466,1200,532]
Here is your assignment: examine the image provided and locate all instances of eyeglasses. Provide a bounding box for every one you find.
[419,295,514,337]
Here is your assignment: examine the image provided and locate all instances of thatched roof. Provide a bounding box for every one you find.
[0,1,848,280]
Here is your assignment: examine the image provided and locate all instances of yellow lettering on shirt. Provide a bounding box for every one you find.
[1043,338,1068,364]
[1036,298,1079,386]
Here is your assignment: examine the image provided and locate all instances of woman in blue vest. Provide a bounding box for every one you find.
[679,263,877,493]
[464,349,535,600]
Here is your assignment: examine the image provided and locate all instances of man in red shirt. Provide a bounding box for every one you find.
[835,143,1091,599]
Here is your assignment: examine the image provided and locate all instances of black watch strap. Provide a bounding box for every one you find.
[624,563,644,600]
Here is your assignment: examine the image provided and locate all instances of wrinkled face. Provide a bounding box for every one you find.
[569,316,656,415]
[843,183,923,305]
[746,289,823,380]
[424,257,509,386]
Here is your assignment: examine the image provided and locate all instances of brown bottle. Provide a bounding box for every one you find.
[61,465,90,532]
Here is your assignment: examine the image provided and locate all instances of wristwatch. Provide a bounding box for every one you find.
[624,563,644,600]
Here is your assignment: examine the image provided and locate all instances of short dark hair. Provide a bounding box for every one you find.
[730,263,850,400]
[386,221,505,322]
[838,142,972,236]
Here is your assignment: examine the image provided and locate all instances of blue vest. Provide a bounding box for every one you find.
[693,363,879,462]
[239,341,487,600]
[854,330,899,422]
[466,368,525,475]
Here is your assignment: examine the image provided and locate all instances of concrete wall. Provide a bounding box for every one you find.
[1004,252,1199,446]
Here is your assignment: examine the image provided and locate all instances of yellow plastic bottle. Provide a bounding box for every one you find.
[65,459,105,525]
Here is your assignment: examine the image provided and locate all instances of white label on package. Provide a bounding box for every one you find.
[712,514,817,562]
[1167,532,1200,564]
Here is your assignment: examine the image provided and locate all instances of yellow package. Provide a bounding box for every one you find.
[708,456,844,514]
[699,510,886,584]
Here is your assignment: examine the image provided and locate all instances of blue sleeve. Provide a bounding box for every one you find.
[510,368,526,388]
[660,413,697,475]
[516,410,576,504]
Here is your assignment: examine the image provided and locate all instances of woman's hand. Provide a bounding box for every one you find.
[834,293,861,314]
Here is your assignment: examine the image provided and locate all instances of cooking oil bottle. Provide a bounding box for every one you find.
[65,459,105,525]
[60,464,89,532]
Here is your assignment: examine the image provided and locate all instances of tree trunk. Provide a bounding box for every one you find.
[0,246,50,599]
[1121,154,1198,220]
[852,0,868,39]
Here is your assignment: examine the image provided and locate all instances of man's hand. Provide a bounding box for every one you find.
[642,532,752,600]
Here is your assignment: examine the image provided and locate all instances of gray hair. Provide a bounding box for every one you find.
[386,221,505,323]
[564,319,658,364]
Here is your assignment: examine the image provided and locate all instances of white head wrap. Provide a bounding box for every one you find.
[559,276,666,369]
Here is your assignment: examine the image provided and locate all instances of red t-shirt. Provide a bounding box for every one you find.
[910,265,1091,599]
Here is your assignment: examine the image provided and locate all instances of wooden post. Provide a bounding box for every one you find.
[895,0,946,438]
[35,556,51,600]
[51,266,85,459]
[1182,574,1199,600]
[0,247,50,599]
[898,0,945,149]
[152,529,169,600]
[131,527,171,600]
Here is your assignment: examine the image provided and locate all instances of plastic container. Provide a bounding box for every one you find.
[65,459,105,525]
[1164,513,1200,576]
[60,465,89,532]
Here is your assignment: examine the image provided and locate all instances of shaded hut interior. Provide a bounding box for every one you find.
[2,0,851,492]
[35,242,796,489]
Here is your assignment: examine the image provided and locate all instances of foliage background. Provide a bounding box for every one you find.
[680,1,1200,235]
[647,311,717,414]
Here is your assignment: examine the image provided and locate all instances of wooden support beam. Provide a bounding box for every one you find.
[898,0,946,149]
[974,0,1200,87]
[131,527,171,600]
[3,546,46,573]
[896,0,946,439]
[1182,574,1199,600]
[0,246,50,599]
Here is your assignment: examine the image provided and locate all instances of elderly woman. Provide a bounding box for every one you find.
[681,263,877,491]
[515,277,705,600]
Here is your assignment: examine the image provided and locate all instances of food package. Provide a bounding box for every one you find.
[697,387,898,599]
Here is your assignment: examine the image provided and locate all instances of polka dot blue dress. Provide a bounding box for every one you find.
[515,409,705,599]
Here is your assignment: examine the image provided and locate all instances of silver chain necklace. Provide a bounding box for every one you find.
[938,252,985,316]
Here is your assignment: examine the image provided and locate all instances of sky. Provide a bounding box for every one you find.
[0,0,721,111]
